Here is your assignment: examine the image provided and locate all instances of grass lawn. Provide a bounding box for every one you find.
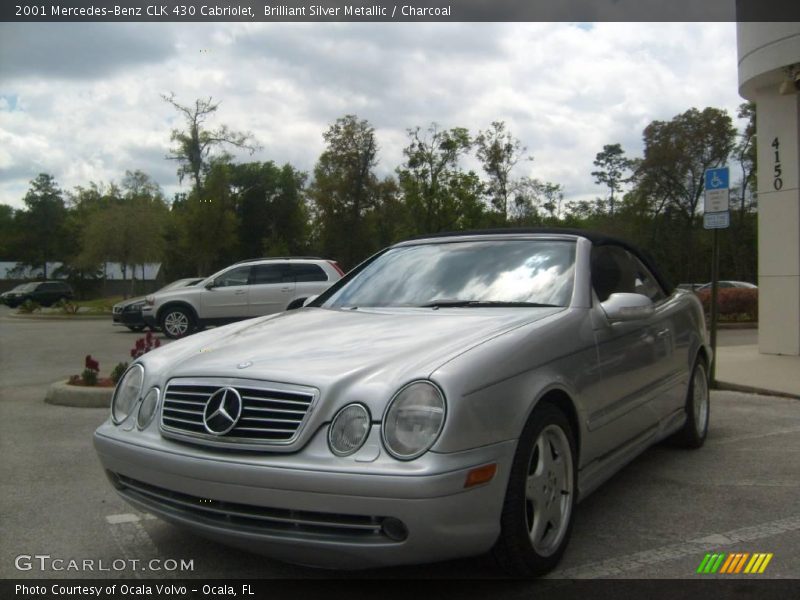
[74,296,124,313]
[11,296,125,316]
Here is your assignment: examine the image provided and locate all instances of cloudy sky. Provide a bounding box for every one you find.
[0,22,744,210]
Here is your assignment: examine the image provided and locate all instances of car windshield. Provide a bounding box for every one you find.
[323,239,576,309]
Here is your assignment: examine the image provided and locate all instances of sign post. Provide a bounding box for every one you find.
[703,167,730,386]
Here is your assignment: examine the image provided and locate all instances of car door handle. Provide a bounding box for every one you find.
[235,290,246,295]
[655,328,670,338]
[281,287,292,292]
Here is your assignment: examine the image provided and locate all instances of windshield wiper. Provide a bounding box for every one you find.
[419,300,559,308]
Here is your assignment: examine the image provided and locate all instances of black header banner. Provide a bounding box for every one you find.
[2,0,800,23]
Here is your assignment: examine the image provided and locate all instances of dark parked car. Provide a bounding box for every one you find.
[113,278,204,332]
[0,281,74,307]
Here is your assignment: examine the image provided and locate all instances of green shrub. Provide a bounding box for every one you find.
[696,288,758,322]
[17,299,41,314]
[110,362,129,384]
[56,298,80,314]
[81,368,98,386]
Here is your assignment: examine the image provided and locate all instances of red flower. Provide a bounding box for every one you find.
[84,355,99,372]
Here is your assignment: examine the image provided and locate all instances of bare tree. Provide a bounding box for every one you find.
[162,93,260,191]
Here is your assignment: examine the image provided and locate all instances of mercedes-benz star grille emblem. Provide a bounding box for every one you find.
[203,387,243,435]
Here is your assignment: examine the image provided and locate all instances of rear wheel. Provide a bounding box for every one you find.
[160,306,194,339]
[493,402,577,577]
[670,358,709,448]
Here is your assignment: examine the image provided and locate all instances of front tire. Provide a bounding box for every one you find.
[670,358,709,448]
[160,306,194,339]
[493,402,577,577]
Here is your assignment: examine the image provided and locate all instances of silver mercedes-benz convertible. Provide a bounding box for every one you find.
[94,229,710,576]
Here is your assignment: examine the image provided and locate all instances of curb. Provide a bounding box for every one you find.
[714,380,800,400]
[45,380,114,408]
[8,313,111,321]
[716,322,758,330]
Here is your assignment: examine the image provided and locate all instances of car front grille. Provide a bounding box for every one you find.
[160,378,317,448]
[112,473,399,542]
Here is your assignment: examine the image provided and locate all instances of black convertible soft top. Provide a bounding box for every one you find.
[413,228,674,295]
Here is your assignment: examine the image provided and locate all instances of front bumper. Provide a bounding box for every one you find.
[141,309,158,329]
[112,310,146,327]
[93,422,516,569]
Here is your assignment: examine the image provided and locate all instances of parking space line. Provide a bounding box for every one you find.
[707,426,800,446]
[105,512,161,579]
[552,514,800,578]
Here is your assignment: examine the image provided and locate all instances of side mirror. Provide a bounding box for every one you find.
[302,295,319,307]
[601,293,654,322]
[205,281,217,290]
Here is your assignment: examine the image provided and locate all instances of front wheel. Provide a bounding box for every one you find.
[160,307,194,339]
[493,402,577,577]
[670,358,709,448]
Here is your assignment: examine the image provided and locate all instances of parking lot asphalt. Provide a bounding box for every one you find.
[1,307,799,580]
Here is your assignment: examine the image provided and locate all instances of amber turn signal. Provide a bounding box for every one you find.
[464,463,497,488]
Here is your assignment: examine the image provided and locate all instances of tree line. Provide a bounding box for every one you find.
[0,96,757,295]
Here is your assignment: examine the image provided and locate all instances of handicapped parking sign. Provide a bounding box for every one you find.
[704,167,730,221]
[705,167,729,191]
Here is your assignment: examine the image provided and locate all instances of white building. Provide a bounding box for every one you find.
[737,19,800,355]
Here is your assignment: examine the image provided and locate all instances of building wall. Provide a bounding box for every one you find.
[737,20,800,355]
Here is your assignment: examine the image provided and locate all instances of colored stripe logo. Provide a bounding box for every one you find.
[697,552,773,574]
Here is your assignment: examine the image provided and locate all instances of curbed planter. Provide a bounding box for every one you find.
[45,380,114,408]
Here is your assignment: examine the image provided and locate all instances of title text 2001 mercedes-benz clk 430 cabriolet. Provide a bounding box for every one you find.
[94,229,710,576]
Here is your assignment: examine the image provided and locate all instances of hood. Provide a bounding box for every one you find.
[144,306,564,392]
[114,295,146,309]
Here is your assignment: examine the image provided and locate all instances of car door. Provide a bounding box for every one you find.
[289,263,331,302]
[200,265,252,320]
[586,245,676,457]
[248,264,294,316]
[32,283,51,304]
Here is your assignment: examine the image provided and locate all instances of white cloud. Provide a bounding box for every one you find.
[0,22,742,209]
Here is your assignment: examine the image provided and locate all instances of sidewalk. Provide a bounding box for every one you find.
[715,341,800,398]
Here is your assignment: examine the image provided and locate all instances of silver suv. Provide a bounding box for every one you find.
[142,257,343,338]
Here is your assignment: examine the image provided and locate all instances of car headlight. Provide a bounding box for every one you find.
[382,381,446,460]
[111,364,144,425]
[328,403,371,456]
[136,387,160,430]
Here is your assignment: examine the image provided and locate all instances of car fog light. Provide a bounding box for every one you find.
[382,381,446,460]
[137,387,160,430]
[328,404,371,456]
[381,518,408,542]
[111,364,144,425]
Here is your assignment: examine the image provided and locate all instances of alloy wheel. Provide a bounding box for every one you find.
[693,363,709,436]
[163,311,189,337]
[525,424,574,557]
